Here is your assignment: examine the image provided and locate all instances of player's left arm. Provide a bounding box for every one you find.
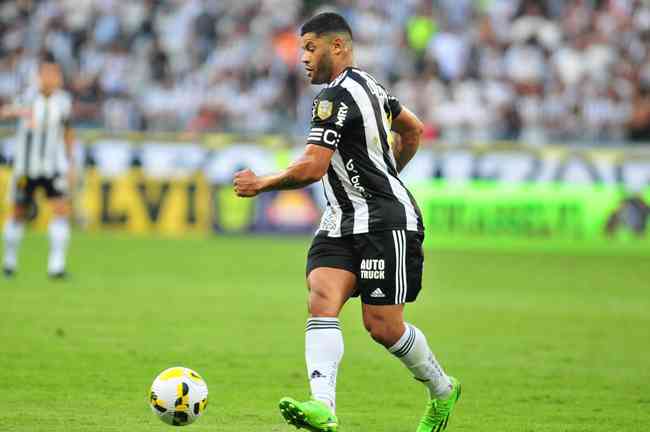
[391,106,424,173]
[64,124,75,160]
[234,144,333,197]
[0,105,26,119]
[0,93,32,120]
[62,93,77,196]
[64,124,76,182]
[61,93,75,161]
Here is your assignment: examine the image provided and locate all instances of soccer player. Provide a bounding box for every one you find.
[1,57,74,279]
[233,13,460,432]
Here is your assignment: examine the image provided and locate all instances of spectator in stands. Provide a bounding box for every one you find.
[0,0,647,146]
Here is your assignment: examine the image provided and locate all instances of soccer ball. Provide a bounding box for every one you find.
[149,367,209,426]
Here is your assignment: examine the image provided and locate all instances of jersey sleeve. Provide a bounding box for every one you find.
[13,87,35,109]
[387,94,402,120]
[307,87,354,150]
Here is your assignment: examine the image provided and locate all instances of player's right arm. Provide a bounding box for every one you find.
[0,104,28,120]
[0,91,33,120]
[235,87,348,198]
[234,144,333,197]
[390,106,424,173]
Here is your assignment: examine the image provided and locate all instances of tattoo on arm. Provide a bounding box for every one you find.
[261,173,314,192]
[260,150,327,192]
[276,175,311,190]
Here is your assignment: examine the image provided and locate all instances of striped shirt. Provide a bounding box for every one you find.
[307,67,424,237]
[12,89,72,178]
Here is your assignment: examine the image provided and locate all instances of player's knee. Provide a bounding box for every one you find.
[51,200,70,216]
[307,270,351,317]
[363,316,390,346]
[366,324,393,347]
[363,314,404,347]
[12,206,28,221]
[307,288,339,317]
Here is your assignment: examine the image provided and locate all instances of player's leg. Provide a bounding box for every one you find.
[362,303,454,396]
[47,196,70,278]
[305,266,355,411]
[3,205,27,276]
[45,175,71,278]
[279,236,357,431]
[358,230,460,431]
[3,176,32,276]
[280,267,354,431]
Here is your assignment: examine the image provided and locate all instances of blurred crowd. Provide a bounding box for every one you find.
[1,0,650,144]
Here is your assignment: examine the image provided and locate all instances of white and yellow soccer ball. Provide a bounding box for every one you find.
[149,367,208,426]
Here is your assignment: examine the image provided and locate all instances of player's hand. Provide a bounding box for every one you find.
[233,169,262,197]
[0,105,30,120]
[67,167,77,195]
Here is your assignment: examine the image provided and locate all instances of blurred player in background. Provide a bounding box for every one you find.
[1,54,74,279]
[234,13,460,432]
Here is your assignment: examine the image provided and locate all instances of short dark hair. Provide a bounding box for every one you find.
[300,12,353,40]
[39,50,57,65]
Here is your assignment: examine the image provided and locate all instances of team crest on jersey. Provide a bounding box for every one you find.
[317,100,333,120]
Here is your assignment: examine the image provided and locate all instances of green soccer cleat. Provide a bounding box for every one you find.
[416,377,461,432]
[279,397,338,432]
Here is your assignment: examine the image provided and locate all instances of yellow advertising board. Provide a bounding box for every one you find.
[80,169,212,235]
[0,168,214,236]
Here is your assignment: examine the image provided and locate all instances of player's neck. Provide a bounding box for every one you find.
[328,61,354,83]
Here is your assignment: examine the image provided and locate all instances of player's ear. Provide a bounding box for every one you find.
[330,35,344,55]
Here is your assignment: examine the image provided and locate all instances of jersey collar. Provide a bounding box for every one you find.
[328,66,353,87]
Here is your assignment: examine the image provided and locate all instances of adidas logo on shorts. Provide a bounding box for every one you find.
[370,288,386,298]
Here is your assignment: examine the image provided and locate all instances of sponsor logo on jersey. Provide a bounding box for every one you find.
[360,258,385,280]
[359,70,388,102]
[322,129,340,147]
[317,100,333,120]
[335,102,348,127]
[345,159,372,199]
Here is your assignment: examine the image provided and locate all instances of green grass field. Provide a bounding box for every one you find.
[1,232,649,431]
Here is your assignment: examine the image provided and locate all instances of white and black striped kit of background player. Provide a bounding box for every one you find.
[11,88,72,204]
[305,67,426,306]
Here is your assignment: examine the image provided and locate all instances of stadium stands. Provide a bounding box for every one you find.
[0,0,649,144]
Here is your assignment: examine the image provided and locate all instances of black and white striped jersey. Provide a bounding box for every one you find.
[307,67,424,238]
[12,88,72,178]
